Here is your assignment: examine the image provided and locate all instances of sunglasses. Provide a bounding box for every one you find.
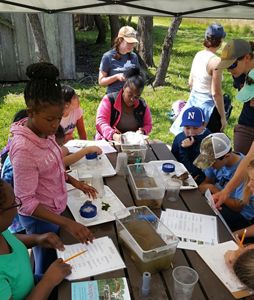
[0,196,22,212]
[227,56,245,70]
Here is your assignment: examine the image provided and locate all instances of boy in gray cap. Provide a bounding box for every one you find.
[194,133,254,231]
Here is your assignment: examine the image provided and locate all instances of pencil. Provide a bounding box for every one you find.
[240,229,247,247]
[64,250,87,263]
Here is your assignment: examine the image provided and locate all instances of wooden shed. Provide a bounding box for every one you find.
[0,13,76,81]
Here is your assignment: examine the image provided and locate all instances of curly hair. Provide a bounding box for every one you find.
[203,37,222,48]
[24,62,63,109]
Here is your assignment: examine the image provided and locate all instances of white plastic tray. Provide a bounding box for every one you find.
[70,153,116,178]
[67,185,129,227]
[148,160,198,190]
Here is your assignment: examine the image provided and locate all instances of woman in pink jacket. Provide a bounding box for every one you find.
[96,67,152,142]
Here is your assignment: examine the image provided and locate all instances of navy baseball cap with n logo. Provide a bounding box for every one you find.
[180,106,205,127]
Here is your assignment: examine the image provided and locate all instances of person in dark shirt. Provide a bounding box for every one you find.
[217,39,254,154]
[172,106,210,184]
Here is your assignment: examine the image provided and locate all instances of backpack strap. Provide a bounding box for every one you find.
[134,98,147,128]
[107,92,120,127]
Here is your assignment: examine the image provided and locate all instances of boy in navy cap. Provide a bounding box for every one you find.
[172,106,210,184]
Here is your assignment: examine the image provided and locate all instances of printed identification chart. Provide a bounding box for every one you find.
[160,209,218,250]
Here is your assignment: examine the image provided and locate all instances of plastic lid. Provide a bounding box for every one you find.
[79,202,97,218]
[85,152,98,160]
[162,163,175,173]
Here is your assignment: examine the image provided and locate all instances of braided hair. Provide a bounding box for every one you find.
[24,62,63,109]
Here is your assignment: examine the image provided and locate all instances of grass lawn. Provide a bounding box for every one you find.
[0,17,253,150]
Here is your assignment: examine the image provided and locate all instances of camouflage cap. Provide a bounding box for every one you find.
[194,133,231,169]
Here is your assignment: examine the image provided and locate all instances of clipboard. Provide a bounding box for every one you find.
[197,241,253,299]
[204,189,238,243]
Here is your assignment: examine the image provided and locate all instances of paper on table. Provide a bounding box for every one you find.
[67,185,129,227]
[196,241,253,298]
[57,236,125,281]
[160,209,218,250]
[71,277,131,300]
[64,139,117,154]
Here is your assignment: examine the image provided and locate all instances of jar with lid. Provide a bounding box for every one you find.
[162,163,175,177]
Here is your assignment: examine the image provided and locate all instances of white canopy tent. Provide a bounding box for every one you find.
[0,0,254,19]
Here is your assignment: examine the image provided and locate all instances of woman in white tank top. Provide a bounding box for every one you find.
[171,23,227,136]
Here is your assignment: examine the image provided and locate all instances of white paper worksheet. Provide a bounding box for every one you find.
[160,209,218,250]
[57,236,125,280]
[197,241,252,297]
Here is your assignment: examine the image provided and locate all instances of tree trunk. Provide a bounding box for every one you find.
[109,15,120,46]
[127,16,132,25]
[137,16,154,68]
[27,13,50,62]
[153,16,182,87]
[94,15,107,44]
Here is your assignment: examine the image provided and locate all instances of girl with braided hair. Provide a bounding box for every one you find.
[9,62,96,275]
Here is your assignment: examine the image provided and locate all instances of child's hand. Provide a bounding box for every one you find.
[181,136,195,148]
[136,128,144,134]
[113,133,121,142]
[43,259,72,287]
[224,249,241,267]
[35,232,65,251]
[86,146,102,155]
[76,181,98,199]
[63,219,94,244]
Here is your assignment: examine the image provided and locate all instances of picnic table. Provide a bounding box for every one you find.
[58,142,252,300]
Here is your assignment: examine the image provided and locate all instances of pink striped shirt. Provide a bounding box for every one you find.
[9,121,67,216]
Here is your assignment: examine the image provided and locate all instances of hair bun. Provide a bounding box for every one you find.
[26,62,59,80]
[124,67,141,79]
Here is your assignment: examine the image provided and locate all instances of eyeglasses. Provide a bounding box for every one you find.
[0,196,22,212]
[246,75,254,85]
[227,56,245,70]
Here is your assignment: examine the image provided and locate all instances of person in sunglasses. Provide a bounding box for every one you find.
[217,39,254,155]
[170,23,227,136]
[194,133,254,232]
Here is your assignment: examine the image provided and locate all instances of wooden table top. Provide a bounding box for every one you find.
[58,142,251,300]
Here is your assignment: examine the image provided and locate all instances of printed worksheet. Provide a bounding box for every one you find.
[160,209,218,250]
[57,237,125,280]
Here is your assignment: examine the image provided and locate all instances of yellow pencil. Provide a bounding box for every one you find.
[64,250,87,263]
[240,229,247,247]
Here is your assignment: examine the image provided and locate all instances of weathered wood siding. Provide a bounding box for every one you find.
[0,13,76,81]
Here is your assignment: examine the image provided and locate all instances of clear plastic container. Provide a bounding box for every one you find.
[121,144,147,164]
[115,206,179,273]
[127,163,165,208]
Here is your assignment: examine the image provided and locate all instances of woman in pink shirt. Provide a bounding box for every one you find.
[9,62,96,275]
[96,67,152,142]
